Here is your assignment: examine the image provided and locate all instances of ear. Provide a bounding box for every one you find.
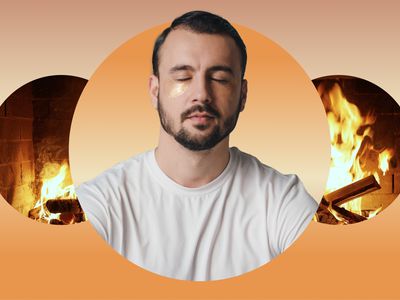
[149,74,159,109]
[239,79,248,112]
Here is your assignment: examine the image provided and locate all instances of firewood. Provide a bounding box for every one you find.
[318,198,367,224]
[59,212,75,224]
[45,199,82,213]
[49,219,64,225]
[323,175,381,206]
[28,207,41,219]
[331,204,367,223]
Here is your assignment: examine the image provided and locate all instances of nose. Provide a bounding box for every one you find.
[191,75,211,104]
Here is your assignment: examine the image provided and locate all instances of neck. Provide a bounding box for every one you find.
[155,130,230,188]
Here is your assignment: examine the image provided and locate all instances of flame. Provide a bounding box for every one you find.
[379,149,393,175]
[369,206,383,218]
[324,83,374,193]
[321,82,393,220]
[33,161,77,223]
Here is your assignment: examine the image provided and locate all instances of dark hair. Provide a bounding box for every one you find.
[152,11,247,78]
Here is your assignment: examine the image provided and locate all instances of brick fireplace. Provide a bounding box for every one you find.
[0,82,35,215]
[0,75,87,222]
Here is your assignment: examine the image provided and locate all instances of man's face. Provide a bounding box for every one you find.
[150,28,247,151]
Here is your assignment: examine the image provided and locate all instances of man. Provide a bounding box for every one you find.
[77,11,317,281]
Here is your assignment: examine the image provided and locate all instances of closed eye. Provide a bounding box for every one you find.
[176,78,191,82]
[211,78,229,84]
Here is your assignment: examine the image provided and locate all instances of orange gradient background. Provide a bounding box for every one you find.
[1,1,400,299]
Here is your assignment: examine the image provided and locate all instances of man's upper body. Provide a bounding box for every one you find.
[76,11,318,281]
[77,147,317,281]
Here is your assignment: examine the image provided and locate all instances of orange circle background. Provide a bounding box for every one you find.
[69,25,330,202]
[66,24,330,287]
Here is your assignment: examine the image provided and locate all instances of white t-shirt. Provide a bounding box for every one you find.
[76,147,317,281]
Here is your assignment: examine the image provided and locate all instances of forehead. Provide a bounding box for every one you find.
[158,28,242,73]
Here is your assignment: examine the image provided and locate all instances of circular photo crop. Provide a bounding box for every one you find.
[313,75,400,225]
[0,75,87,225]
[70,12,330,281]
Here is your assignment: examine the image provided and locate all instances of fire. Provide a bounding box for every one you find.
[321,82,393,220]
[379,149,393,175]
[324,83,374,193]
[33,161,77,223]
[368,206,383,218]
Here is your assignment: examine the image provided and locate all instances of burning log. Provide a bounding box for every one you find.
[28,207,41,220]
[46,199,82,214]
[49,219,64,225]
[323,175,381,206]
[317,175,381,224]
[330,203,367,222]
[28,199,85,225]
[319,198,367,223]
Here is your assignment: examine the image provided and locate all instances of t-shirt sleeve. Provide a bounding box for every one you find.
[268,174,318,255]
[76,181,111,243]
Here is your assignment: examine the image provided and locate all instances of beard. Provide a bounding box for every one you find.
[157,97,242,151]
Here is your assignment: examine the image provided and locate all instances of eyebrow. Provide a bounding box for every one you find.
[207,65,234,75]
[169,65,195,74]
[168,64,234,75]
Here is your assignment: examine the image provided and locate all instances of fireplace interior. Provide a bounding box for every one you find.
[0,75,87,224]
[314,76,400,224]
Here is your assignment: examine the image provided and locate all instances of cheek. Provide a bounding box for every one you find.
[168,82,189,98]
[216,89,241,114]
[159,95,183,126]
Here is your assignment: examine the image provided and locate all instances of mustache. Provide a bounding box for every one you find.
[181,104,220,122]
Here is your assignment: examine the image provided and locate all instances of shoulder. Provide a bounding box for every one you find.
[76,150,150,201]
[232,147,298,186]
[231,147,317,207]
[232,148,317,253]
[75,150,152,242]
